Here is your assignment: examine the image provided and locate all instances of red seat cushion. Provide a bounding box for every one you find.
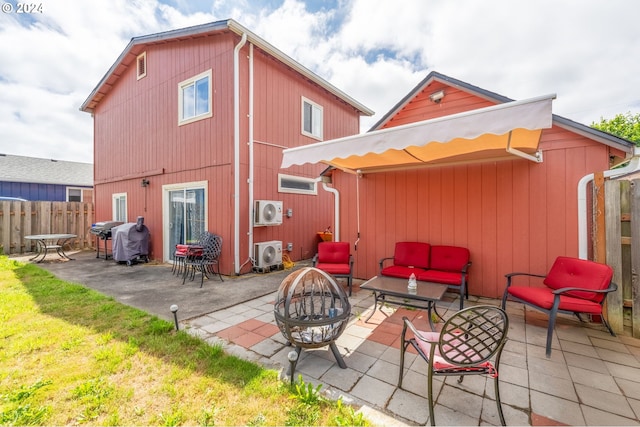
[317,242,350,264]
[414,331,495,373]
[393,242,431,269]
[430,245,470,272]
[417,269,465,286]
[507,286,604,315]
[543,256,613,303]
[315,262,351,275]
[381,265,425,279]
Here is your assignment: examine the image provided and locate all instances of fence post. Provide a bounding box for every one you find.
[631,179,640,338]
[605,179,624,333]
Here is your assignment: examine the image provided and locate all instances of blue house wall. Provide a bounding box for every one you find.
[0,181,90,201]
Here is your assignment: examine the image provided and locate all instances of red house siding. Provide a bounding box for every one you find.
[91,29,364,274]
[335,83,624,300]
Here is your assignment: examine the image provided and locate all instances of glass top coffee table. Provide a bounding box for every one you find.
[360,275,448,329]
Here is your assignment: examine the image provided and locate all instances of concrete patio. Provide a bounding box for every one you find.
[184,280,640,426]
[31,250,640,426]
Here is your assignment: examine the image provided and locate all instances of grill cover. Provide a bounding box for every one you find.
[111,222,150,262]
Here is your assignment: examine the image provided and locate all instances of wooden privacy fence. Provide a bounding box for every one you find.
[600,176,640,337]
[0,201,95,255]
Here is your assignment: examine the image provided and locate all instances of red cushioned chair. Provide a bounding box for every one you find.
[417,245,471,310]
[312,242,354,296]
[502,256,617,357]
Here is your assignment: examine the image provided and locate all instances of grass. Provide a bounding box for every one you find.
[0,257,369,426]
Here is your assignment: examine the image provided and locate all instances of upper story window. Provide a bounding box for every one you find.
[301,97,323,140]
[136,52,147,80]
[178,69,212,125]
[112,193,127,222]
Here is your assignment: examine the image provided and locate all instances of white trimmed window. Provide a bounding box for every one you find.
[178,69,212,125]
[136,52,147,80]
[301,97,323,140]
[67,187,82,202]
[112,193,127,222]
[278,173,317,195]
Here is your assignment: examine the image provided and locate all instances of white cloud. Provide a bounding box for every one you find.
[0,0,639,163]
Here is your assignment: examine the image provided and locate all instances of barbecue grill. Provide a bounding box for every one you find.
[90,221,124,259]
[111,217,150,266]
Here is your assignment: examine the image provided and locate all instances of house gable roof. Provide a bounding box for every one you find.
[371,71,635,156]
[0,154,93,186]
[80,19,373,116]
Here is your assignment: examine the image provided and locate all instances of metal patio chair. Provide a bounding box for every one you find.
[182,232,223,287]
[502,256,616,357]
[312,241,354,295]
[398,305,509,426]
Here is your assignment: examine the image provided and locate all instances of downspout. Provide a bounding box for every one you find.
[319,179,340,241]
[240,42,255,272]
[578,147,640,259]
[233,32,247,274]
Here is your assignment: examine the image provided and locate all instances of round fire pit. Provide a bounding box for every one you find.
[274,267,351,373]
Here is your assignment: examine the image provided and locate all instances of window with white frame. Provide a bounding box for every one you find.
[67,187,82,202]
[301,97,323,140]
[278,174,317,195]
[112,193,127,222]
[136,52,147,80]
[178,69,212,125]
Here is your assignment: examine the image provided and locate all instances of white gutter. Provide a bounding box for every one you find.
[233,33,247,274]
[226,20,373,117]
[577,147,640,259]
[320,180,340,241]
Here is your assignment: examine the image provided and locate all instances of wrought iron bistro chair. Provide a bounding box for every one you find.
[182,232,223,287]
[171,244,190,276]
[312,241,354,295]
[398,305,509,426]
[502,256,616,357]
[173,231,208,276]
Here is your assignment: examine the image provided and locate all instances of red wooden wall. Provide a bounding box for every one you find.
[92,30,361,274]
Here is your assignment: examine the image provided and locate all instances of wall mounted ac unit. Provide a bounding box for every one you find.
[254,200,283,226]
[254,240,283,269]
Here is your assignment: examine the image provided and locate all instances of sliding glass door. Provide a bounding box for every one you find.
[164,182,206,262]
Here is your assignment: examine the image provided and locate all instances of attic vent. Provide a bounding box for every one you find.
[137,52,147,80]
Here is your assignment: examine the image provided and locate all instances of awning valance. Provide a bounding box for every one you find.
[281,94,555,173]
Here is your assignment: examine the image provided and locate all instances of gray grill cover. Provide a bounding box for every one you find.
[111,223,150,262]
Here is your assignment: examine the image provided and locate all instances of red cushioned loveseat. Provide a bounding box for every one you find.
[379,242,471,309]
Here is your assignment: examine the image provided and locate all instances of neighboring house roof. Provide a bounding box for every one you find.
[0,154,93,186]
[371,71,635,156]
[80,19,374,116]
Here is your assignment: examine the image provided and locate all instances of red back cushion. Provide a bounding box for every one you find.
[430,246,470,272]
[393,242,430,269]
[318,242,350,264]
[543,256,613,302]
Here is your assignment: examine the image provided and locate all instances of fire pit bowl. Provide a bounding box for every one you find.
[274,267,351,372]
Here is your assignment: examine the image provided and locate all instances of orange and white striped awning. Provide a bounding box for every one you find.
[281,95,555,174]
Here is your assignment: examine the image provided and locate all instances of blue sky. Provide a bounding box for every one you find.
[1,0,639,163]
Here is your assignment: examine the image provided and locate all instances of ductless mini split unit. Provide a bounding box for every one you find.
[254,200,283,226]
[254,240,283,270]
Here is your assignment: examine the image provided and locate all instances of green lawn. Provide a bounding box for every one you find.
[0,257,368,426]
